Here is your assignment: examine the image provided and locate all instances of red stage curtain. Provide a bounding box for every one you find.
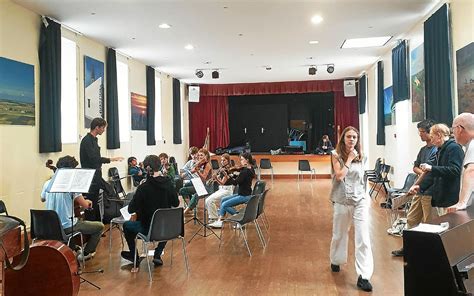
[334,91,360,141]
[189,96,230,152]
[199,79,344,96]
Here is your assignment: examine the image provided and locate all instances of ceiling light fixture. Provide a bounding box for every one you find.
[309,40,319,45]
[184,44,194,50]
[195,70,204,78]
[327,64,335,73]
[311,15,323,24]
[212,70,219,79]
[341,36,392,48]
[308,66,317,75]
[158,23,171,29]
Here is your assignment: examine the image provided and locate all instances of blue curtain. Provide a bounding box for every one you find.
[358,74,367,114]
[376,61,385,145]
[39,17,62,153]
[106,48,120,149]
[173,78,182,144]
[424,4,454,125]
[392,40,409,103]
[146,66,156,145]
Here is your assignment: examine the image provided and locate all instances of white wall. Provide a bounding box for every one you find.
[0,0,189,224]
[362,0,473,187]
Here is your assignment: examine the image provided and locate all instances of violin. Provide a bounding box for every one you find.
[228,165,245,173]
[45,159,83,218]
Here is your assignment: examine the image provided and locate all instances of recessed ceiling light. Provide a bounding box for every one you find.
[309,40,319,45]
[91,12,96,16]
[158,23,171,29]
[223,6,228,9]
[203,61,211,65]
[132,37,136,40]
[341,36,392,48]
[311,15,323,24]
[184,44,194,50]
[238,33,243,37]
[307,57,314,60]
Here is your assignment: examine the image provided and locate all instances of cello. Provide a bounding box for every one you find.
[4,240,80,296]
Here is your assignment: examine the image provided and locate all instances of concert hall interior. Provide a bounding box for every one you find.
[0,0,473,295]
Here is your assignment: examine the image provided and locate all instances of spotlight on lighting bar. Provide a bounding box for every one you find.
[308,66,317,75]
[327,64,335,74]
[195,70,204,78]
[212,70,219,79]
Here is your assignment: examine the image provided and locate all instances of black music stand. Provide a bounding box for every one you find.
[185,178,219,243]
[49,168,103,290]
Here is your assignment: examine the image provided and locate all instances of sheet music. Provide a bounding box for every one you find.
[191,177,208,196]
[411,223,449,233]
[49,168,96,193]
[120,205,131,221]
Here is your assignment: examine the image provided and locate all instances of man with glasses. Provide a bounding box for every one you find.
[448,113,474,212]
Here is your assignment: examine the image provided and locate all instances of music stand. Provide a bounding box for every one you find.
[185,178,219,243]
[48,168,104,290]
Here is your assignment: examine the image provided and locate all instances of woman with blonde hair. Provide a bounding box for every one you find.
[329,126,373,292]
[410,123,464,216]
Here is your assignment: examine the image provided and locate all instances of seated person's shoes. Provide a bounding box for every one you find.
[391,248,404,257]
[330,264,340,272]
[77,251,95,262]
[209,220,223,228]
[121,251,142,264]
[357,275,373,292]
[153,256,163,267]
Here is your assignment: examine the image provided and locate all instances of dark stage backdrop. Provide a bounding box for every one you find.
[228,93,334,152]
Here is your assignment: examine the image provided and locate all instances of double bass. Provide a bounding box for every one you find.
[4,240,80,296]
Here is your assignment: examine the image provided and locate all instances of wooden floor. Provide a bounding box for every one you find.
[78,179,404,296]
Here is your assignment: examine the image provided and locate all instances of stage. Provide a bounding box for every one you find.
[211,154,331,179]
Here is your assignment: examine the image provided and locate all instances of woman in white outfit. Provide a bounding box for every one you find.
[329,126,373,292]
[205,154,234,221]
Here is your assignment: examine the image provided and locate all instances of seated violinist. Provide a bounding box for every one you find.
[205,154,235,221]
[122,155,179,266]
[41,156,104,261]
[180,146,199,184]
[209,152,256,228]
[159,153,176,180]
[128,156,147,185]
[315,135,333,155]
[182,148,213,215]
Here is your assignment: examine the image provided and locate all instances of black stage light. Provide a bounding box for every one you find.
[195,70,204,78]
[327,64,335,74]
[308,66,317,75]
[212,70,219,79]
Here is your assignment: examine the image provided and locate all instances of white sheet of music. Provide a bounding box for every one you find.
[120,205,131,221]
[49,168,96,193]
[191,177,208,196]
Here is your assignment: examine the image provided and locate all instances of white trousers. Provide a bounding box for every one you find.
[330,199,374,280]
[205,186,234,219]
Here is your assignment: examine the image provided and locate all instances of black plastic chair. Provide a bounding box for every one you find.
[365,158,383,181]
[297,160,316,181]
[30,209,85,266]
[134,208,189,281]
[258,159,274,184]
[252,180,266,195]
[369,164,391,199]
[0,200,8,215]
[218,195,263,256]
[108,167,127,199]
[256,189,270,246]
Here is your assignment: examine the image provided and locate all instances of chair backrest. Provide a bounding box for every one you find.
[298,160,311,171]
[252,180,266,195]
[381,164,391,179]
[108,167,126,196]
[0,200,8,215]
[146,208,184,242]
[238,195,260,225]
[169,157,179,176]
[30,209,67,242]
[211,159,220,170]
[374,158,382,171]
[108,167,120,179]
[260,158,272,169]
[256,189,269,219]
[401,173,418,191]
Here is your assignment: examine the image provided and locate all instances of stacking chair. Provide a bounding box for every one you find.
[383,173,418,208]
[252,180,266,195]
[30,209,86,267]
[0,200,8,215]
[369,164,392,199]
[297,160,316,181]
[134,207,189,281]
[108,167,128,199]
[256,189,270,246]
[365,158,383,181]
[218,195,263,256]
[258,158,274,184]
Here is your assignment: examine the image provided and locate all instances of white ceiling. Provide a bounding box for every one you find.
[14,0,439,84]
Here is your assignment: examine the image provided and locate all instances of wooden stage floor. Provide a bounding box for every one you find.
[78,179,404,296]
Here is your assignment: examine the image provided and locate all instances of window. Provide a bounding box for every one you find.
[60,37,78,143]
[116,60,130,142]
[155,75,163,141]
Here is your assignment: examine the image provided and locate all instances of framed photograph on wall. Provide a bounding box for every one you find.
[410,44,425,122]
[84,56,104,128]
[456,42,474,113]
[0,57,35,125]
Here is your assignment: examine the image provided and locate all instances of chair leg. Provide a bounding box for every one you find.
[132,238,139,273]
[254,221,266,248]
[271,168,274,184]
[262,212,270,230]
[239,225,252,256]
[109,223,114,253]
[144,242,153,282]
[218,222,225,251]
[170,240,174,266]
[180,237,190,274]
[80,234,85,267]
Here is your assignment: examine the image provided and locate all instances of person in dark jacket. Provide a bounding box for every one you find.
[121,154,179,267]
[410,123,464,216]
